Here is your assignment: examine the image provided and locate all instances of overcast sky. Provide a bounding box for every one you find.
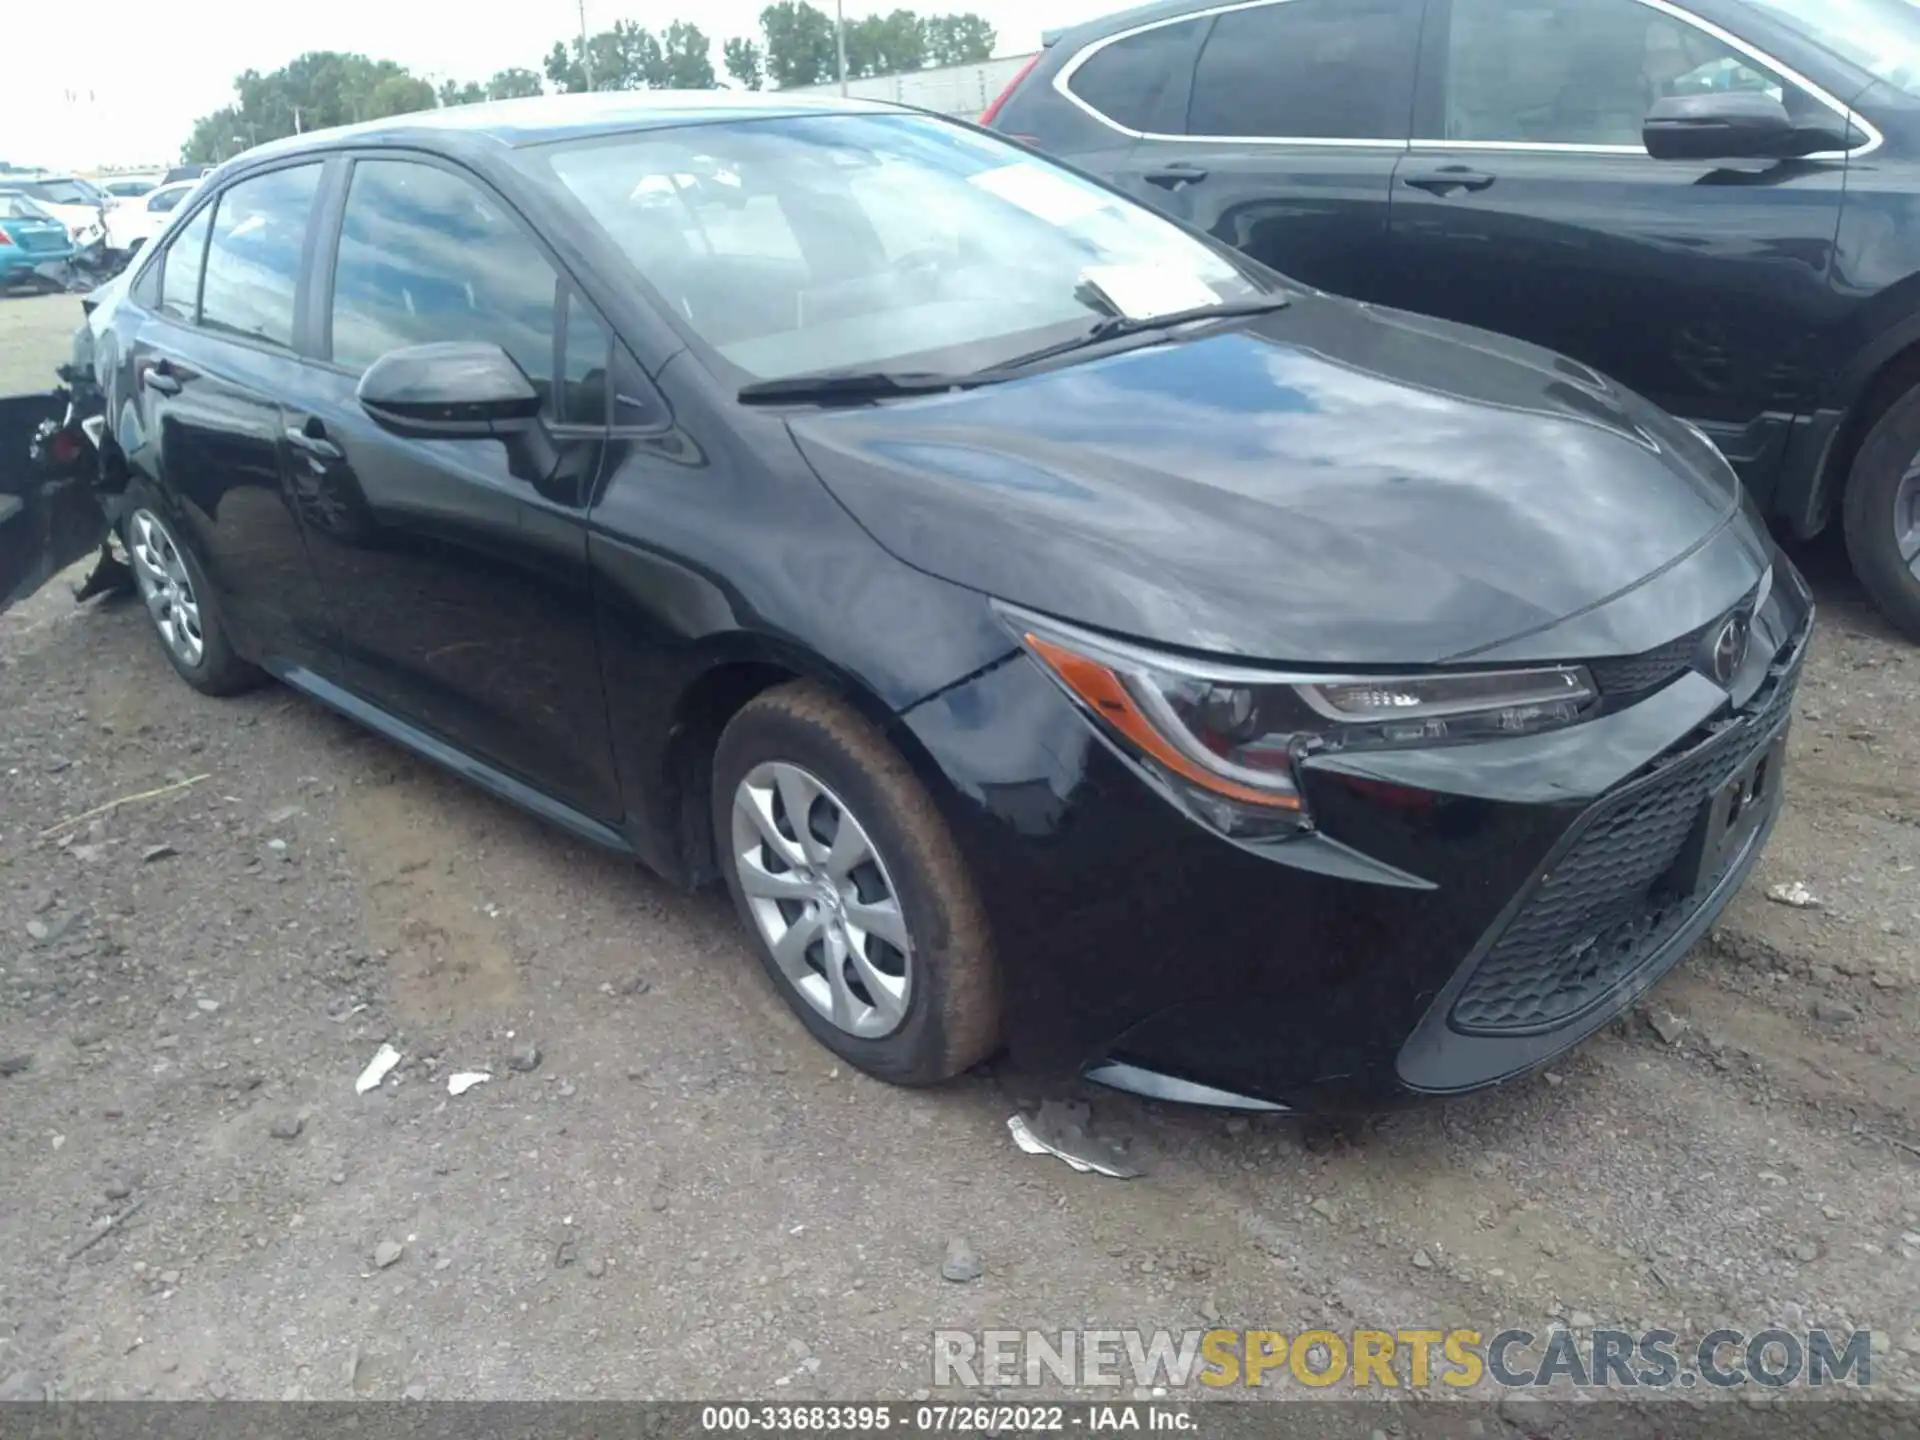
[4,0,1120,171]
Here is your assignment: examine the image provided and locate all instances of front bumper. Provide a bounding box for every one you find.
[902,555,1812,1111]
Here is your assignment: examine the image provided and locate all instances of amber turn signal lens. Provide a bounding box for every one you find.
[1024,632,1303,811]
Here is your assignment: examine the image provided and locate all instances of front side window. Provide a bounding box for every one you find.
[199,165,321,350]
[1444,0,1815,146]
[158,206,212,323]
[149,186,188,214]
[1066,18,1206,132]
[545,113,1265,383]
[330,160,560,409]
[1187,0,1421,140]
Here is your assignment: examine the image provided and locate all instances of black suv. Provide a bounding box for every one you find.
[988,0,1920,639]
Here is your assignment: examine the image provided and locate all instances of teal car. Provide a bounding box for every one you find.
[0,191,75,287]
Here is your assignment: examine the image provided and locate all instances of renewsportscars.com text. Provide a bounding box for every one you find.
[931,1327,1873,1391]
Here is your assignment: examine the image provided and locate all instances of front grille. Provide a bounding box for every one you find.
[1586,620,1711,698]
[1449,641,1801,1036]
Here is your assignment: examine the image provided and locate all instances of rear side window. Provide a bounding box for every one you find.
[1065,18,1207,132]
[158,206,212,323]
[199,165,322,351]
[1187,0,1421,140]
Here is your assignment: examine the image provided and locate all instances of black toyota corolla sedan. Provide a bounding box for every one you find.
[6,93,1810,1111]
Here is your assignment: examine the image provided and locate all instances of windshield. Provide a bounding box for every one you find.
[0,193,54,220]
[1745,0,1920,98]
[543,113,1266,382]
[17,178,100,207]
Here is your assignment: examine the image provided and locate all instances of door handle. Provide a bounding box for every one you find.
[1144,163,1210,189]
[1402,167,1497,196]
[284,421,343,463]
[143,360,181,396]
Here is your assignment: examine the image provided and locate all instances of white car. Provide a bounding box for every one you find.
[104,179,199,257]
[0,173,109,247]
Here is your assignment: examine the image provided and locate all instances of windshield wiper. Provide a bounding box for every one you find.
[737,369,975,404]
[735,294,1292,404]
[982,294,1294,375]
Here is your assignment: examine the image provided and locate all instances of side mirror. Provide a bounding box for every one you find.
[356,341,543,438]
[357,341,563,491]
[1643,92,1832,162]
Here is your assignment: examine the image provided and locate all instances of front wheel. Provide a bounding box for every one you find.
[1843,385,1920,642]
[712,681,999,1085]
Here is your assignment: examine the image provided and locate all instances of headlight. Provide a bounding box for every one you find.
[1000,605,1595,838]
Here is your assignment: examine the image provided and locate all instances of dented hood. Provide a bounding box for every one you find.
[789,295,1760,665]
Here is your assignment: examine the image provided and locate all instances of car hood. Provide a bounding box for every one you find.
[789,295,1763,665]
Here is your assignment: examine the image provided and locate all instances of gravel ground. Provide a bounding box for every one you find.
[0,291,1916,1408]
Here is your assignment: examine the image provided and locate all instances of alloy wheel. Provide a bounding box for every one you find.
[127,508,205,668]
[1896,456,1920,582]
[730,760,913,1038]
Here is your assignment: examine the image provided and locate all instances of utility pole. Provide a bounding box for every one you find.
[836,0,848,94]
[578,0,595,89]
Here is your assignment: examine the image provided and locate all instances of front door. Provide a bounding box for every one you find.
[1385,0,1850,491]
[278,155,621,820]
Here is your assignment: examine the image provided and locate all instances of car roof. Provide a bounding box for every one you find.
[239,90,910,166]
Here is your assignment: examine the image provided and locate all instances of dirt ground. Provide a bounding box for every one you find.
[0,291,1915,1409]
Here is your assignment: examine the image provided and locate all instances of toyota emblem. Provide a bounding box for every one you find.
[1709,611,1752,686]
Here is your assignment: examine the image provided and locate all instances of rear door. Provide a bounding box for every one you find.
[1384,0,1851,487]
[126,162,336,668]
[1066,0,1423,300]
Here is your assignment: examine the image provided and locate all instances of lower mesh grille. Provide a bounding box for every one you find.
[1449,652,1800,1036]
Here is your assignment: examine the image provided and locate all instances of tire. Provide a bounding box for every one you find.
[712,681,999,1085]
[121,481,265,696]
[1842,384,1920,643]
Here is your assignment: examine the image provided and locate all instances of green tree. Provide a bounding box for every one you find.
[487,67,546,99]
[663,21,717,88]
[439,79,487,107]
[923,13,996,64]
[723,36,764,89]
[760,0,838,88]
[547,22,672,92]
[184,51,441,162]
[845,10,926,77]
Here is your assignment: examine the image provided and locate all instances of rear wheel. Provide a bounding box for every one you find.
[1843,385,1920,642]
[712,681,998,1085]
[122,486,264,696]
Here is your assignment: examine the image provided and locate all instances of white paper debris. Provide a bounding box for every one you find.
[1765,881,1821,909]
[1079,263,1222,321]
[447,1071,491,1096]
[1008,1110,1139,1179]
[354,1043,402,1095]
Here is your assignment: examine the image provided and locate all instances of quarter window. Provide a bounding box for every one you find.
[199,165,321,350]
[329,159,560,412]
[1067,18,1206,132]
[158,205,212,323]
[1187,0,1421,140]
[1443,0,1799,146]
